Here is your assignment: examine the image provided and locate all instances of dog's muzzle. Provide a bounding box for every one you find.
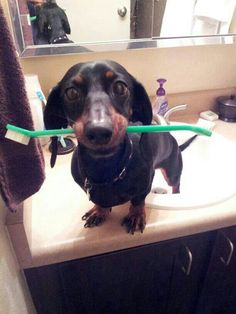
[83,99,114,145]
[84,121,113,145]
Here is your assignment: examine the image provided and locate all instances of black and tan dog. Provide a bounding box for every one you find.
[44,60,195,234]
[37,0,73,44]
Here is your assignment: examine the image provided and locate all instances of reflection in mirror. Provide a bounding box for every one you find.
[7,0,236,57]
[28,0,73,45]
[160,0,236,37]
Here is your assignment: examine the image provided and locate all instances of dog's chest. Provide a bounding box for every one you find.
[71,143,154,208]
[85,159,152,207]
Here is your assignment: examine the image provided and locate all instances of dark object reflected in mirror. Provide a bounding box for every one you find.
[27,0,73,45]
[27,0,47,44]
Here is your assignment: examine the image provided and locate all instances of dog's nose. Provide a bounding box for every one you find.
[85,122,113,145]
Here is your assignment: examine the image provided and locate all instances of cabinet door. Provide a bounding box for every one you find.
[24,230,218,314]
[24,264,67,314]
[167,232,216,314]
[196,226,236,314]
[57,0,130,42]
[59,241,177,314]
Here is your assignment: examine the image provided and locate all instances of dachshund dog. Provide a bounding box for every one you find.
[37,0,73,44]
[44,60,195,234]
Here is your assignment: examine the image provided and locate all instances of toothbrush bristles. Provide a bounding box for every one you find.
[5,130,30,145]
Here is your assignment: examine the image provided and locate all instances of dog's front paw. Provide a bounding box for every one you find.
[121,204,146,234]
[82,205,111,228]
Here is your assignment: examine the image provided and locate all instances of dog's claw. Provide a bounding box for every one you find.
[82,206,111,228]
[84,214,106,228]
[82,213,90,221]
[121,214,146,234]
[84,215,104,227]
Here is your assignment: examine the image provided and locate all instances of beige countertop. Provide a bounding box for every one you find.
[6,116,236,269]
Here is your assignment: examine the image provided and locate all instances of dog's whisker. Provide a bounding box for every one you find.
[67,117,77,124]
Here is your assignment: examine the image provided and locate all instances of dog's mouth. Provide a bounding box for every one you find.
[72,112,128,154]
[73,125,127,155]
[84,145,121,158]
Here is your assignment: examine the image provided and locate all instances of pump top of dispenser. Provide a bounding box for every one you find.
[156,78,167,96]
[152,78,168,116]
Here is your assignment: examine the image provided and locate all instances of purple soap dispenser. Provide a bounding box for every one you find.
[153,78,168,116]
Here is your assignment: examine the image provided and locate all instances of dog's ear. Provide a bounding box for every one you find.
[44,84,67,129]
[130,77,153,125]
[44,85,68,168]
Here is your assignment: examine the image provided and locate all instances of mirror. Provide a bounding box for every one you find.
[8,0,236,57]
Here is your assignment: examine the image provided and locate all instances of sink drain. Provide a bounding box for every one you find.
[151,187,168,194]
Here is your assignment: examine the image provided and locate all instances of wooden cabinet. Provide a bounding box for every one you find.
[24,264,67,313]
[24,226,236,314]
[25,240,176,314]
[24,231,215,314]
[167,233,215,314]
[196,226,236,314]
[59,241,176,314]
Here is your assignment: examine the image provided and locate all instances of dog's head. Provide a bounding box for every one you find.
[44,60,153,165]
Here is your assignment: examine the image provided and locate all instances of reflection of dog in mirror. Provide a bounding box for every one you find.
[44,60,196,234]
[37,0,73,44]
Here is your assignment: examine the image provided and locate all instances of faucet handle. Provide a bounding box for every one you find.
[164,104,188,125]
[152,114,168,125]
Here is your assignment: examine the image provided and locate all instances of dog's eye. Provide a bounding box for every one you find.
[112,81,128,96]
[65,87,81,101]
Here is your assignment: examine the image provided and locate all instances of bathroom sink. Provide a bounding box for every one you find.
[146,128,236,209]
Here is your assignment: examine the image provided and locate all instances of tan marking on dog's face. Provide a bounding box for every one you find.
[72,119,85,142]
[73,75,84,85]
[105,70,115,79]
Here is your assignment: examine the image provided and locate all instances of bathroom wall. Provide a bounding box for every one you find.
[0,198,35,314]
[20,44,236,99]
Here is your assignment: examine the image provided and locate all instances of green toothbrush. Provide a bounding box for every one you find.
[5,123,212,145]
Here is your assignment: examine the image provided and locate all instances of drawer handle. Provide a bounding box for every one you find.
[179,245,193,276]
[220,232,234,266]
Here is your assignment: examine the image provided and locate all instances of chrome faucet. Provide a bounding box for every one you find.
[153,104,188,125]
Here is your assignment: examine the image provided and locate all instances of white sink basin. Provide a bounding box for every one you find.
[146,129,236,209]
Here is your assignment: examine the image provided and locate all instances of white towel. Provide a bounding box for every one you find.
[194,0,236,24]
[160,0,196,36]
[192,19,219,35]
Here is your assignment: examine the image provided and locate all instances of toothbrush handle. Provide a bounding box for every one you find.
[6,123,212,137]
[126,125,211,136]
[6,124,74,137]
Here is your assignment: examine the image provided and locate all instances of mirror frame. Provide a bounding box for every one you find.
[8,0,236,58]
